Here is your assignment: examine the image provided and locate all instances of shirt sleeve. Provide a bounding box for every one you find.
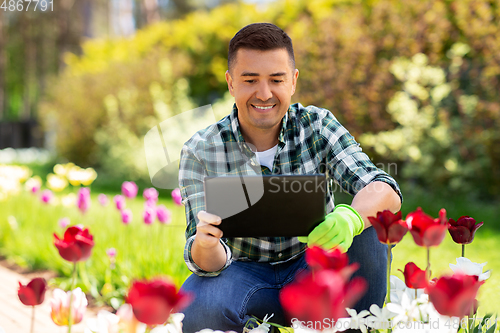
[320,112,403,202]
[178,144,233,276]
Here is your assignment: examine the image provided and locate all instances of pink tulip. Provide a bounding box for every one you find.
[114,195,126,211]
[144,199,156,209]
[121,209,133,224]
[171,188,182,206]
[58,217,70,229]
[122,181,138,199]
[106,248,116,259]
[98,193,109,206]
[31,184,40,194]
[76,187,91,214]
[41,189,53,204]
[143,187,159,203]
[156,205,172,224]
[143,206,156,225]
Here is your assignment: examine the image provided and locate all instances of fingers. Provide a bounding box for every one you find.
[196,211,224,248]
[197,210,222,225]
[297,236,308,243]
[321,235,343,251]
[197,222,224,239]
[307,218,333,245]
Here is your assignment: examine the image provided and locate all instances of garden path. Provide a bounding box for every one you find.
[0,263,97,333]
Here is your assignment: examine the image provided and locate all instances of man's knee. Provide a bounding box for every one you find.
[180,274,245,332]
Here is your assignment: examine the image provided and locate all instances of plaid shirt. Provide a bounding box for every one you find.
[179,103,402,277]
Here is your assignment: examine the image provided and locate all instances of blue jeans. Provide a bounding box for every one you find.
[180,227,387,333]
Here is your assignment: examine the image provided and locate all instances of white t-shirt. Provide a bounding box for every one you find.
[255,144,278,170]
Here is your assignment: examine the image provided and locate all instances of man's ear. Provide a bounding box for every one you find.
[291,69,299,96]
[225,70,235,97]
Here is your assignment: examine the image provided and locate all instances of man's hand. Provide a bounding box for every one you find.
[195,210,224,249]
[191,211,227,272]
[298,204,364,251]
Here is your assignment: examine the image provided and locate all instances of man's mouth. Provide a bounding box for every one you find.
[252,104,276,110]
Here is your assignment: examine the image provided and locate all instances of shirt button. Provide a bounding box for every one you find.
[278,252,283,258]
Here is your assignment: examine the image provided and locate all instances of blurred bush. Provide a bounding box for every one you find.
[40,0,500,196]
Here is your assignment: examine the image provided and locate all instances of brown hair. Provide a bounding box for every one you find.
[228,23,295,71]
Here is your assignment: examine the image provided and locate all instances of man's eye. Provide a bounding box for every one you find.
[245,80,255,83]
[273,80,283,83]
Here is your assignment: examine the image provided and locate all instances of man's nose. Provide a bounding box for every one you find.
[255,81,273,101]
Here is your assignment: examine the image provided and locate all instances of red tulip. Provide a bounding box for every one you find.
[280,269,367,325]
[427,273,484,318]
[126,278,192,326]
[406,208,449,247]
[18,278,47,306]
[305,246,360,280]
[400,262,428,289]
[368,210,408,244]
[448,216,483,244]
[54,225,94,262]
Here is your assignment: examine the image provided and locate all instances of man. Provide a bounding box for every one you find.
[178,23,402,332]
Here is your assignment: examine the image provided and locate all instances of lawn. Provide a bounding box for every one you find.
[0,188,191,308]
[1,170,499,321]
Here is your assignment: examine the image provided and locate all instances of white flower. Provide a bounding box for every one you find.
[386,293,432,326]
[50,288,88,326]
[449,257,491,281]
[115,303,146,333]
[247,313,274,333]
[346,308,371,333]
[85,310,120,333]
[152,313,184,333]
[365,304,396,330]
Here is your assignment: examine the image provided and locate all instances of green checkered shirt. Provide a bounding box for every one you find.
[179,103,402,277]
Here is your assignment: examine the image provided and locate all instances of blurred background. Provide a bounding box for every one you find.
[1,0,500,316]
[1,0,500,200]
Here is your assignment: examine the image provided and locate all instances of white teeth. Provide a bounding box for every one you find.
[253,105,274,110]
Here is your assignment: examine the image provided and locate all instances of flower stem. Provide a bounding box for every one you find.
[462,244,465,258]
[386,244,392,305]
[30,306,35,333]
[67,262,77,333]
[426,247,431,281]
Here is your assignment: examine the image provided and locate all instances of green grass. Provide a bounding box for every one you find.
[334,185,500,320]
[0,189,191,307]
[391,231,500,319]
[1,182,499,320]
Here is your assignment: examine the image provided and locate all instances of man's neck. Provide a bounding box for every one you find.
[240,126,280,152]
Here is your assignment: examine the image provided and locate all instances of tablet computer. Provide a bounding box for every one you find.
[204,174,326,237]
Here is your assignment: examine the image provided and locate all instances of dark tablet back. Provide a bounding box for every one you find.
[204,174,326,237]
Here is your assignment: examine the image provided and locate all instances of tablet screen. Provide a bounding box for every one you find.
[204,174,326,237]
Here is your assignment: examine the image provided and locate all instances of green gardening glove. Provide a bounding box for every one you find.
[297,204,364,251]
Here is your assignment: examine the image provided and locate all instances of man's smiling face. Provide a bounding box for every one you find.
[225,48,299,138]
